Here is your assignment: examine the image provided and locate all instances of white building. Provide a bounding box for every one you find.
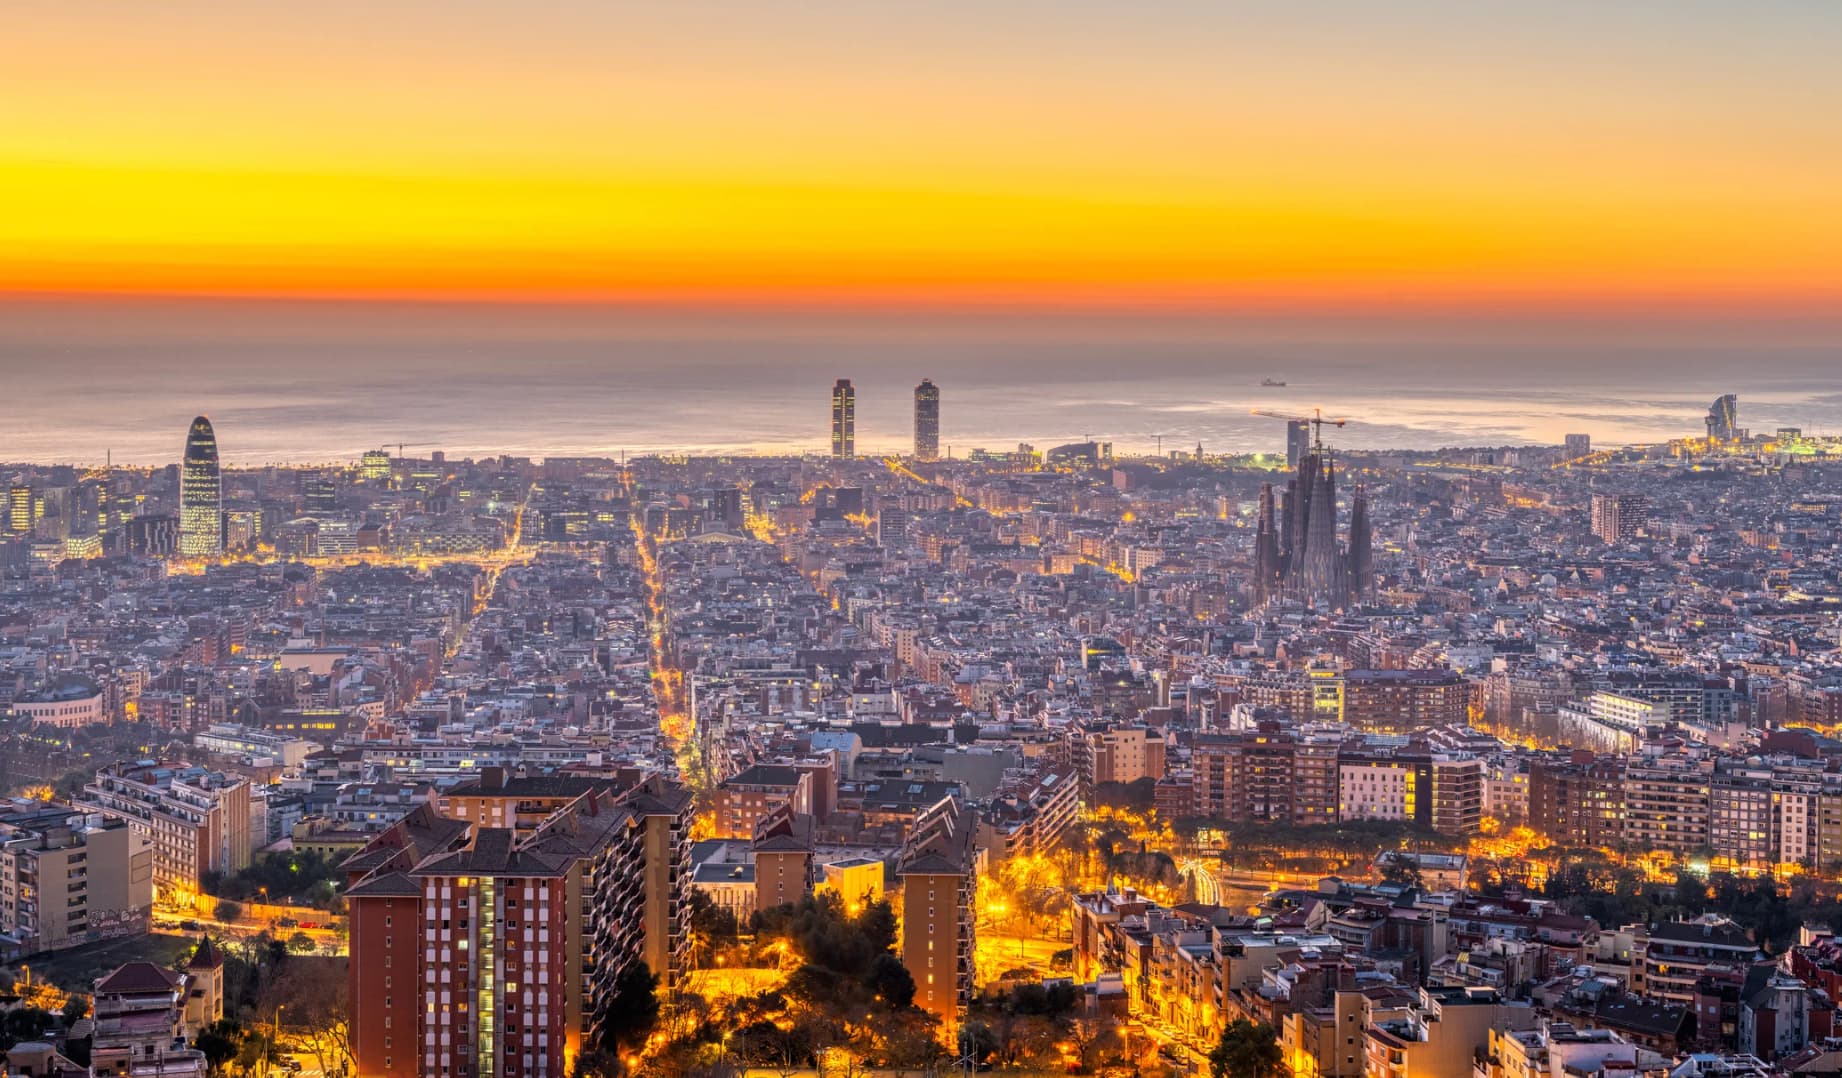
[13,675,107,728]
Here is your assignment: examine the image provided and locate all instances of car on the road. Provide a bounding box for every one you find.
[179,920,201,931]
[276,917,299,928]
[300,921,318,930]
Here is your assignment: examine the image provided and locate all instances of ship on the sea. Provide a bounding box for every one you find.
[1261,378,1287,387]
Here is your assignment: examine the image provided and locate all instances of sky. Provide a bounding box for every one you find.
[5,1,1842,315]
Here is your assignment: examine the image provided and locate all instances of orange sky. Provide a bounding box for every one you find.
[5,2,1842,312]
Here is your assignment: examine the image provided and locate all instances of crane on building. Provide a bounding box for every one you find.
[383,442,435,458]
[1250,407,1347,450]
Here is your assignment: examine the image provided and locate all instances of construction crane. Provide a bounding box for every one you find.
[384,442,435,458]
[1250,407,1347,450]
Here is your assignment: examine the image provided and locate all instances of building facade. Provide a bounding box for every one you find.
[178,415,223,558]
[831,379,856,460]
[77,762,251,900]
[898,797,978,1025]
[344,783,691,1078]
[0,808,152,955]
[913,379,940,461]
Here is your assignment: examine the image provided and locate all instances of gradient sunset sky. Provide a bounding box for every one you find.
[5,1,1841,313]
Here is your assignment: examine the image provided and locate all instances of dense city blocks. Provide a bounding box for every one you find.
[3,394,1842,1077]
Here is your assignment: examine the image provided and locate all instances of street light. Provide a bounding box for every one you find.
[260,1004,286,1078]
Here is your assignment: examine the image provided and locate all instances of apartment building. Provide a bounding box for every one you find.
[1630,916,1757,1005]
[711,764,812,840]
[1528,752,1625,849]
[977,767,1079,861]
[1075,723,1167,792]
[623,777,694,992]
[1365,986,1537,1078]
[1194,725,1299,823]
[0,807,152,956]
[1622,749,1713,855]
[751,804,814,916]
[441,770,619,831]
[78,762,251,898]
[898,796,979,1023]
[344,780,691,1078]
[1710,762,1775,871]
[1338,754,1423,826]
[1429,755,1484,837]
[1341,670,1470,735]
[1191,722,1344,824]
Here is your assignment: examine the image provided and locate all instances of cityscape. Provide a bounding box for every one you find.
[8,3,1842,1078]
[3,383,1842,1078]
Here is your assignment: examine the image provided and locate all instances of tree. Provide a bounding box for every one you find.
[61,992,89,1023]
[0,1008,52,1051]
[601,961,660,1053]
[570,1050,628,1077]
[287,931,317,953]
[1379,854,1424,891]
[1066,1015,1117,1072]
[213,898,243,925]
[866,952,916,1010]
[273,956,349,1077]
[305,879,341,912]
[1209,1019,1283,1078]
[195,1019,244,1074]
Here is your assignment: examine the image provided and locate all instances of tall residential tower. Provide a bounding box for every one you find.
[830,379,856,459]
[178,415,222,557]
[913,378,940,460]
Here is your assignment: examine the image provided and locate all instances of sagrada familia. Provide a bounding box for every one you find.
[1251,441,1373,610]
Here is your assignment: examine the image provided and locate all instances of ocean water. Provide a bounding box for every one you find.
[2,299,1839,466]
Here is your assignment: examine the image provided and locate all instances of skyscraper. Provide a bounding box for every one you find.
[1286,420,1311,469]
[1706,394,1738,442]
[303,472,338,514]
[360,448,392,482]
[1564,433,1592,459]
[6,486,33,536]
[830,378,855,459]
[178,415,222,557]
[913,378,940,460]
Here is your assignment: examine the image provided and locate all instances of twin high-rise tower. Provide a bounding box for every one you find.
[831,379,856,459]
[178,415,223,557]
[913,379,940,460]
[828,378,942,460]
[1252,436,1372,610]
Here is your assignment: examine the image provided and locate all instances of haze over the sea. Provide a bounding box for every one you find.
[3,299,1839,467]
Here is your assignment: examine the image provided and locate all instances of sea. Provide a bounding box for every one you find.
[2,298,1839,467]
